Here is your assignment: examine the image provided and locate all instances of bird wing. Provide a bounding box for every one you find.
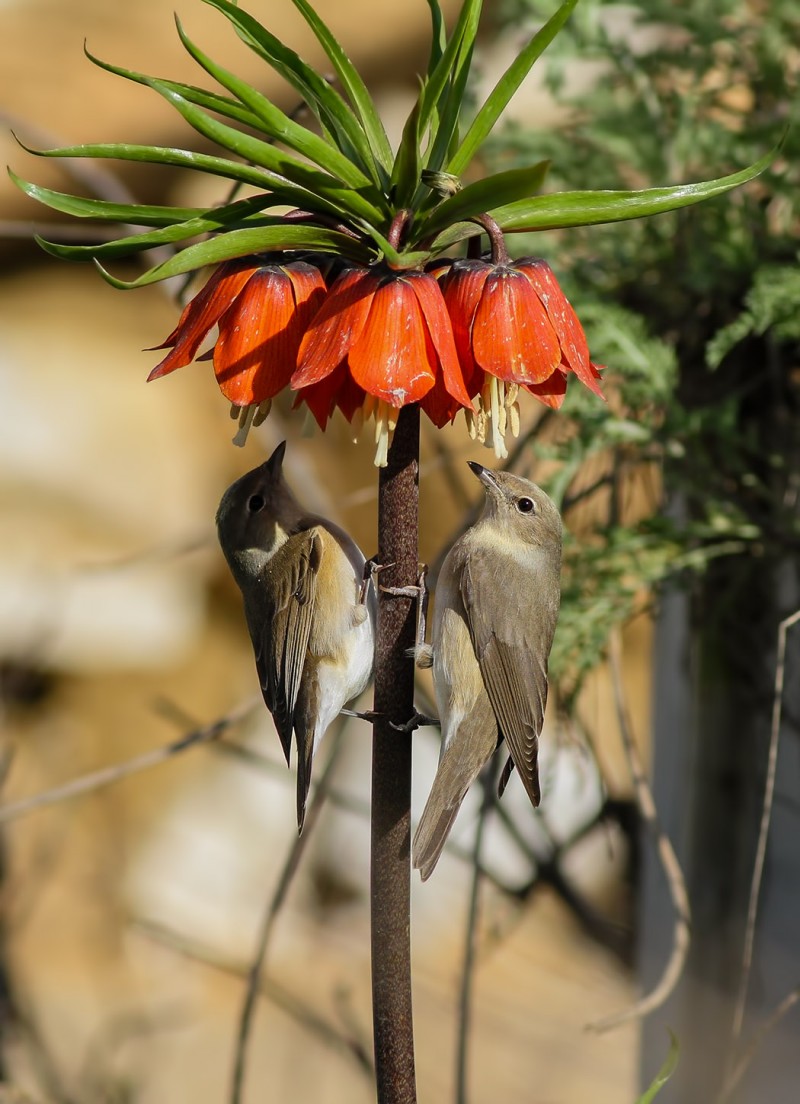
[249,529,322,765]
[460,548,558,807]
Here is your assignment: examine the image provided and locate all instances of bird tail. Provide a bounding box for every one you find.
[295,731,314,833]
[413,801,463,882]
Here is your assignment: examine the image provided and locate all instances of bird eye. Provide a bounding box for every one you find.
[516,497,535,514]
[247,494,265,513]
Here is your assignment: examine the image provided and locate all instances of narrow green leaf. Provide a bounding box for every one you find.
[34,198,280,260]
[425,0,447,75]
[19,139,347,218]
[635,1033,678,1104]
[288,0,393,172]
[391,99,422,208]
[84,44,263,132]
[93,224,371,288]
[200,0,381,185]
[174,17,373,192]
[421,161,550,235]
[145,79,387,224]
[418,0,481,160]
[491,145,781,232]
[448,0,580,176]
[8,170,206,225]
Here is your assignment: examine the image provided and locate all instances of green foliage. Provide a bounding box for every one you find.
[492,0,799,698]
[11,0,776,285]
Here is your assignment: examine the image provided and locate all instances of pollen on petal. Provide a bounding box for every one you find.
[471,267,561,385]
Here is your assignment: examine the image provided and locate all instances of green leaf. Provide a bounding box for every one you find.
[18,136,286,191]
[418,0,481,143]
[419,0,481,174]
[34,197,280,260]
[84,44,263,132]
[421,161,550,235]
[200,0,382,186]
[144,79,387,224]
[491,144,781,231]
[635,1033,679,1104]
[391,99,422,208]
[8,170,207,226]
[448,0,581,176]
[425,0,447,75]
[288,0,393,173]
[173,17,373,192]
[93,224,371,288]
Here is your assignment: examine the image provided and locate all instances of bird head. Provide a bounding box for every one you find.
[216,441,305,569]
[467,462,562,549]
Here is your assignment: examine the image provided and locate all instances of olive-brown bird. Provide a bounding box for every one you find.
[216,442,375,831]
[413,463,562,880]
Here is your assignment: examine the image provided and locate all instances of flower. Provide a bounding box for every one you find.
[441,257,604,458]
[148,256,326,445]
[291,265,473,466]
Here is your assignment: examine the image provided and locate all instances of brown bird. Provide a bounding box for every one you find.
[216,441,375,831]
[413,463,562,880]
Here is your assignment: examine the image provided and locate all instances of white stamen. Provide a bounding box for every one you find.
[465,409,477,440]
[510,401,521,438]
[232,404,257,447]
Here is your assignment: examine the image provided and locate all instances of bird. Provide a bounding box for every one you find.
[413,462,562,880]
[216,441,375,831]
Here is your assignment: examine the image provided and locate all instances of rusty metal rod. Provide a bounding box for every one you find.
[371,404,419,1103]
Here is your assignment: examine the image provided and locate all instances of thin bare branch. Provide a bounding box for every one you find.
[230,727,345,1104]
[134,918,374,1079]
[587,628,691,1032]
[455,771,492,1104]
[0,698,259,825]
[729,609,800,1046]
[718,985,800,1103]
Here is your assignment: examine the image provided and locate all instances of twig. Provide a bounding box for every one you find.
[586,628,691,1032]
[229,728,344,1104]
[718,986,800,1103]
[729,609,800,1046]
[455,771,492,1104]
[134,918,373,1078]
[0,699,259,825]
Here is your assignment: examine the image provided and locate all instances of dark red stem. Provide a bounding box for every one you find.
[371,404,419,1103]
[473,213,509,265]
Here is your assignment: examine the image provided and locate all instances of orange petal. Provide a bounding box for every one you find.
[348,276,435,406]
[407,270,473,411]
[214,268,299,405]
[147,259,260,381]
[472,267,561,385]
[515,258,603,396]
[291,267,375,389]
[441,260,491,396]
[522,367,568,410]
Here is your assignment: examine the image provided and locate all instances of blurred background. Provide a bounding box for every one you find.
[0,1,798,1102]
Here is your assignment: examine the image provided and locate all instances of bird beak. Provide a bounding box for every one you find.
[467,460,501,494]
[267,440,287,471]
